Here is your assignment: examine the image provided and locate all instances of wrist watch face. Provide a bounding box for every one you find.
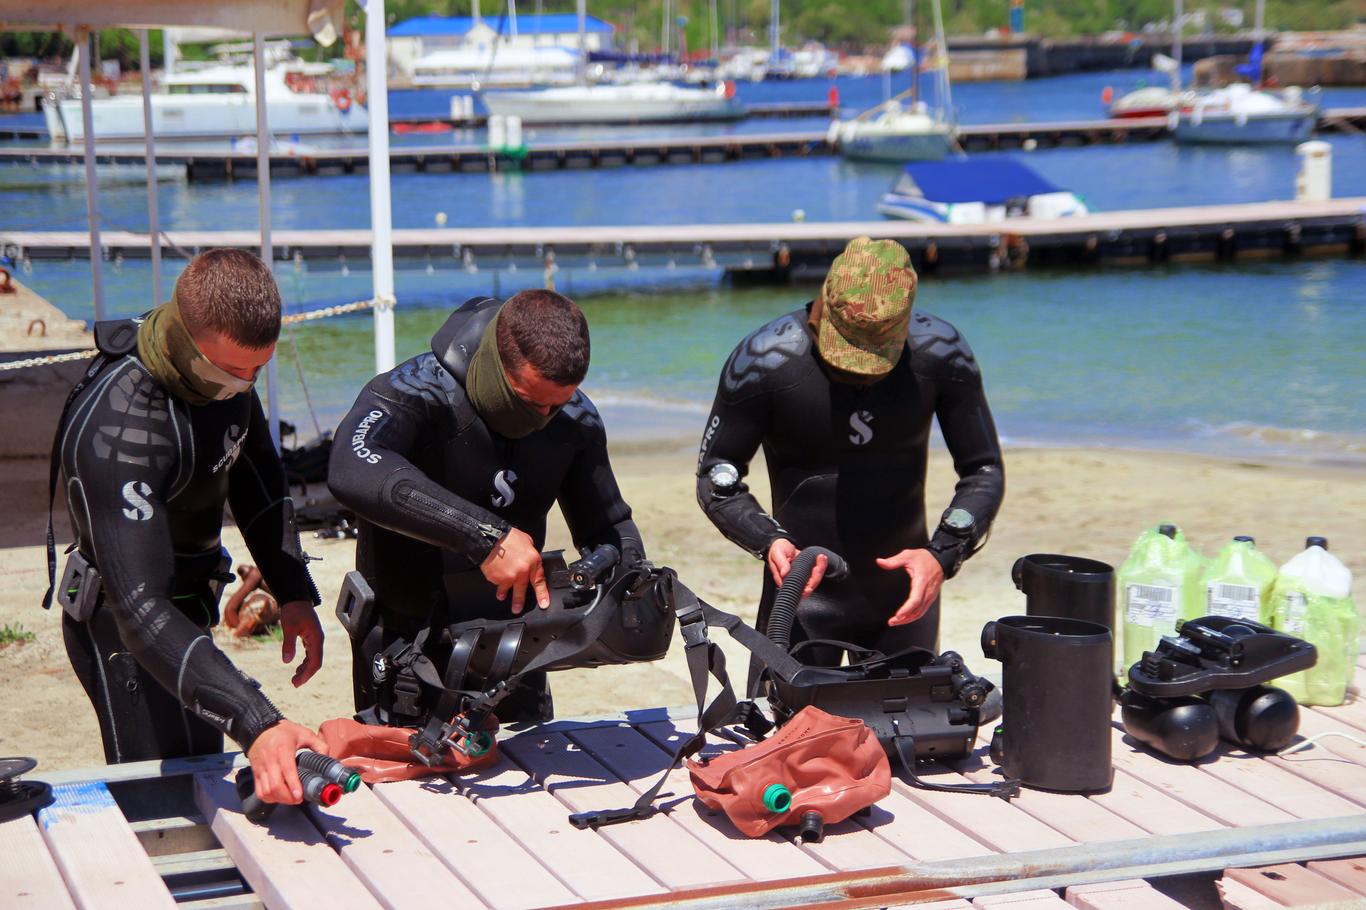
[709,463,740,491]
[943,508,975,534]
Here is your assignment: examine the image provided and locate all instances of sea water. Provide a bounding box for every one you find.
[2,71,1364,460]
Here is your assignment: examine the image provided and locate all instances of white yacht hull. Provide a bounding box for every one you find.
[1173,108,1318,144]
[43,92,368,143]
[480,86,745,124]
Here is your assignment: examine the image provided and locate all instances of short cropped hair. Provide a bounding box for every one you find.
[175,248,282,350]
[496,290,591,386]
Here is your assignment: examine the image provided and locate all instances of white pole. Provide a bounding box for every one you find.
[770,0,780,58]
[1254,0,1265,41]
[77,31,105,321]
[472,0,482,25]
[509,0,518,38]
[1173,0,1184,84]
[253,34,282,452]
[367,0,397,375]
[577,0,587,79]
[930,0,953,125]
[139,31,162,305]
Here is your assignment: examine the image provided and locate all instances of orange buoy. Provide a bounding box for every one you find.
[827,85,839,109]
[331,88,353,112]
[1101,85,1114,104]
[723,80,736,99]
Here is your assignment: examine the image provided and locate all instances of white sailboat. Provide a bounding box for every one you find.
[828,0,955,162]
[479,0,745,125]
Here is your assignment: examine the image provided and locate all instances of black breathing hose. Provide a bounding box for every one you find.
[766,546,849,652]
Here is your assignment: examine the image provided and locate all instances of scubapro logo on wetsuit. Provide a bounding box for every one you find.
[121,480,155,521]
[351,410,384,464]
[491,469,517,508]
[212,425,247,474]
[849,410,875,446]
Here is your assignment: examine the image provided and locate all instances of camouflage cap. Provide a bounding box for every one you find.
[814,237,916,376]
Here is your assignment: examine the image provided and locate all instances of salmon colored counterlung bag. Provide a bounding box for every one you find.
[687,706,890,840]
[320,717,499,784]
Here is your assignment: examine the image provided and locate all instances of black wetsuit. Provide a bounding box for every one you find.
[55,319,319,764]
[328,297,643,721]
[697,306,1004,672]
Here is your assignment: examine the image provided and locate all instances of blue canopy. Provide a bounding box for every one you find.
[899,158,1061,205]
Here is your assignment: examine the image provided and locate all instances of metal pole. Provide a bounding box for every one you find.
[1254,0,1265,40]
[366,0,397,375]
[253,34,282,452]
[139,30,162,305]
[710,0,719,58]
[508,0,518,38]
[930,0,953,124]
[577,0,587,68]
[77,30,105,321]
[1173,0,1184,80]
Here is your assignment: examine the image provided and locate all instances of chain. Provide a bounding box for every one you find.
[0,297,381,372]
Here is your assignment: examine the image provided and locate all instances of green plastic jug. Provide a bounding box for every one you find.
[1270,537,1359,706]
[1201,536,1278,624]
[1117,524,1207,672]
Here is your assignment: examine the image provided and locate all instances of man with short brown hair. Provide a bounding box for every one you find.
[47,248,326,805]
[329,290,643,725]
[697,237,1005,677]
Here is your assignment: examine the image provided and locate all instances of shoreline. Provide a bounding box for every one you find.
[1,440,1362,772]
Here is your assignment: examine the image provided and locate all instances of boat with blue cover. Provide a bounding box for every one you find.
[877,157,1090,224]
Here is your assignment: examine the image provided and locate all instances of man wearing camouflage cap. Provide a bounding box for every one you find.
[697,237,1004,676]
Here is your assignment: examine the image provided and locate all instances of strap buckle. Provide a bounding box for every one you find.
[568,804,656,830]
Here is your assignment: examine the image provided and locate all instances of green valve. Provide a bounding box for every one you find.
[342,771,362,794]
[463,730,494,757]
[762,784,792,813]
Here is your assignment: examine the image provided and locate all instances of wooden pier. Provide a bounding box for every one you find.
[2,108,1361,180]
[7,664,1366,910]
[5,198,1363,279]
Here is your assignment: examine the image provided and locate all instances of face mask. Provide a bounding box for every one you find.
[136,297,259,407]
[464,312,559,439]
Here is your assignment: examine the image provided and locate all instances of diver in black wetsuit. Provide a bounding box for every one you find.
[46,249,326,805]
[697,237,1005,678]
[328,290,644,723]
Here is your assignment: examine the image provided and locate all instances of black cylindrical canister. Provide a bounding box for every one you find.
[982,615,1114,792]
[1011,554,1116,632]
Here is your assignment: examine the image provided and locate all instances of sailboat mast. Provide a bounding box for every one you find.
[770,0,780,59]
[910,0,919,106]
[577,0,587,82]
[930,0,952,123]
[1172,0,1183,85]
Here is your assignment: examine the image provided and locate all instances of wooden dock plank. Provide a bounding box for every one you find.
[38,781,176,910]
[303,780,490,910]
[452,753,668,901]
[372,777,576,910]
[193,772,383,910]
[1216,876,1283,909]
[0,816,77,909]
[1306,857,1366,896]
[1224,863,1363,905]
[1193,747,1357,821]
[892,768,1074,854]
[1090,767,1225,835]
[502,729,753,889]
[639,715,983,863]
[575,721,832,878]
[956,730,1149,844]
[1274,705,1366,807]
[1109,726,1296,827]
[1066,879,1188,909]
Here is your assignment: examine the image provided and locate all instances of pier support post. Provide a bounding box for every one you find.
[366,0,397,375]
[77,29,105,321]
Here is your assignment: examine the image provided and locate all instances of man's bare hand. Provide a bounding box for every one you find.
[279,601,323,687]
[481,527,549,615]
[766,538,828,597]
[875,548,944,626]
[245,720,327,805]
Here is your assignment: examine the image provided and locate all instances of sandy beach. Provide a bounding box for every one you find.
[0,437,1362,772]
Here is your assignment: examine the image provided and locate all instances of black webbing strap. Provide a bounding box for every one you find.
[568,576,747,830]
[41,352,110,610]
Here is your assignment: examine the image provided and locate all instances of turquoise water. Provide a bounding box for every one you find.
[4,70,1365,462]
[19,257,1364,464]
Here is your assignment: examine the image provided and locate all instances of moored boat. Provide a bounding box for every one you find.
[877,157,1089,224]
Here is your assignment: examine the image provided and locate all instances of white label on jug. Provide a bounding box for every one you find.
[1209,583,1260,621]
[1284,591,1308,635]
[1126,584,1177,628]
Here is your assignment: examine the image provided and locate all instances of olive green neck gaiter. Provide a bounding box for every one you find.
[465,312,558,439]
[136,297,257,407]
